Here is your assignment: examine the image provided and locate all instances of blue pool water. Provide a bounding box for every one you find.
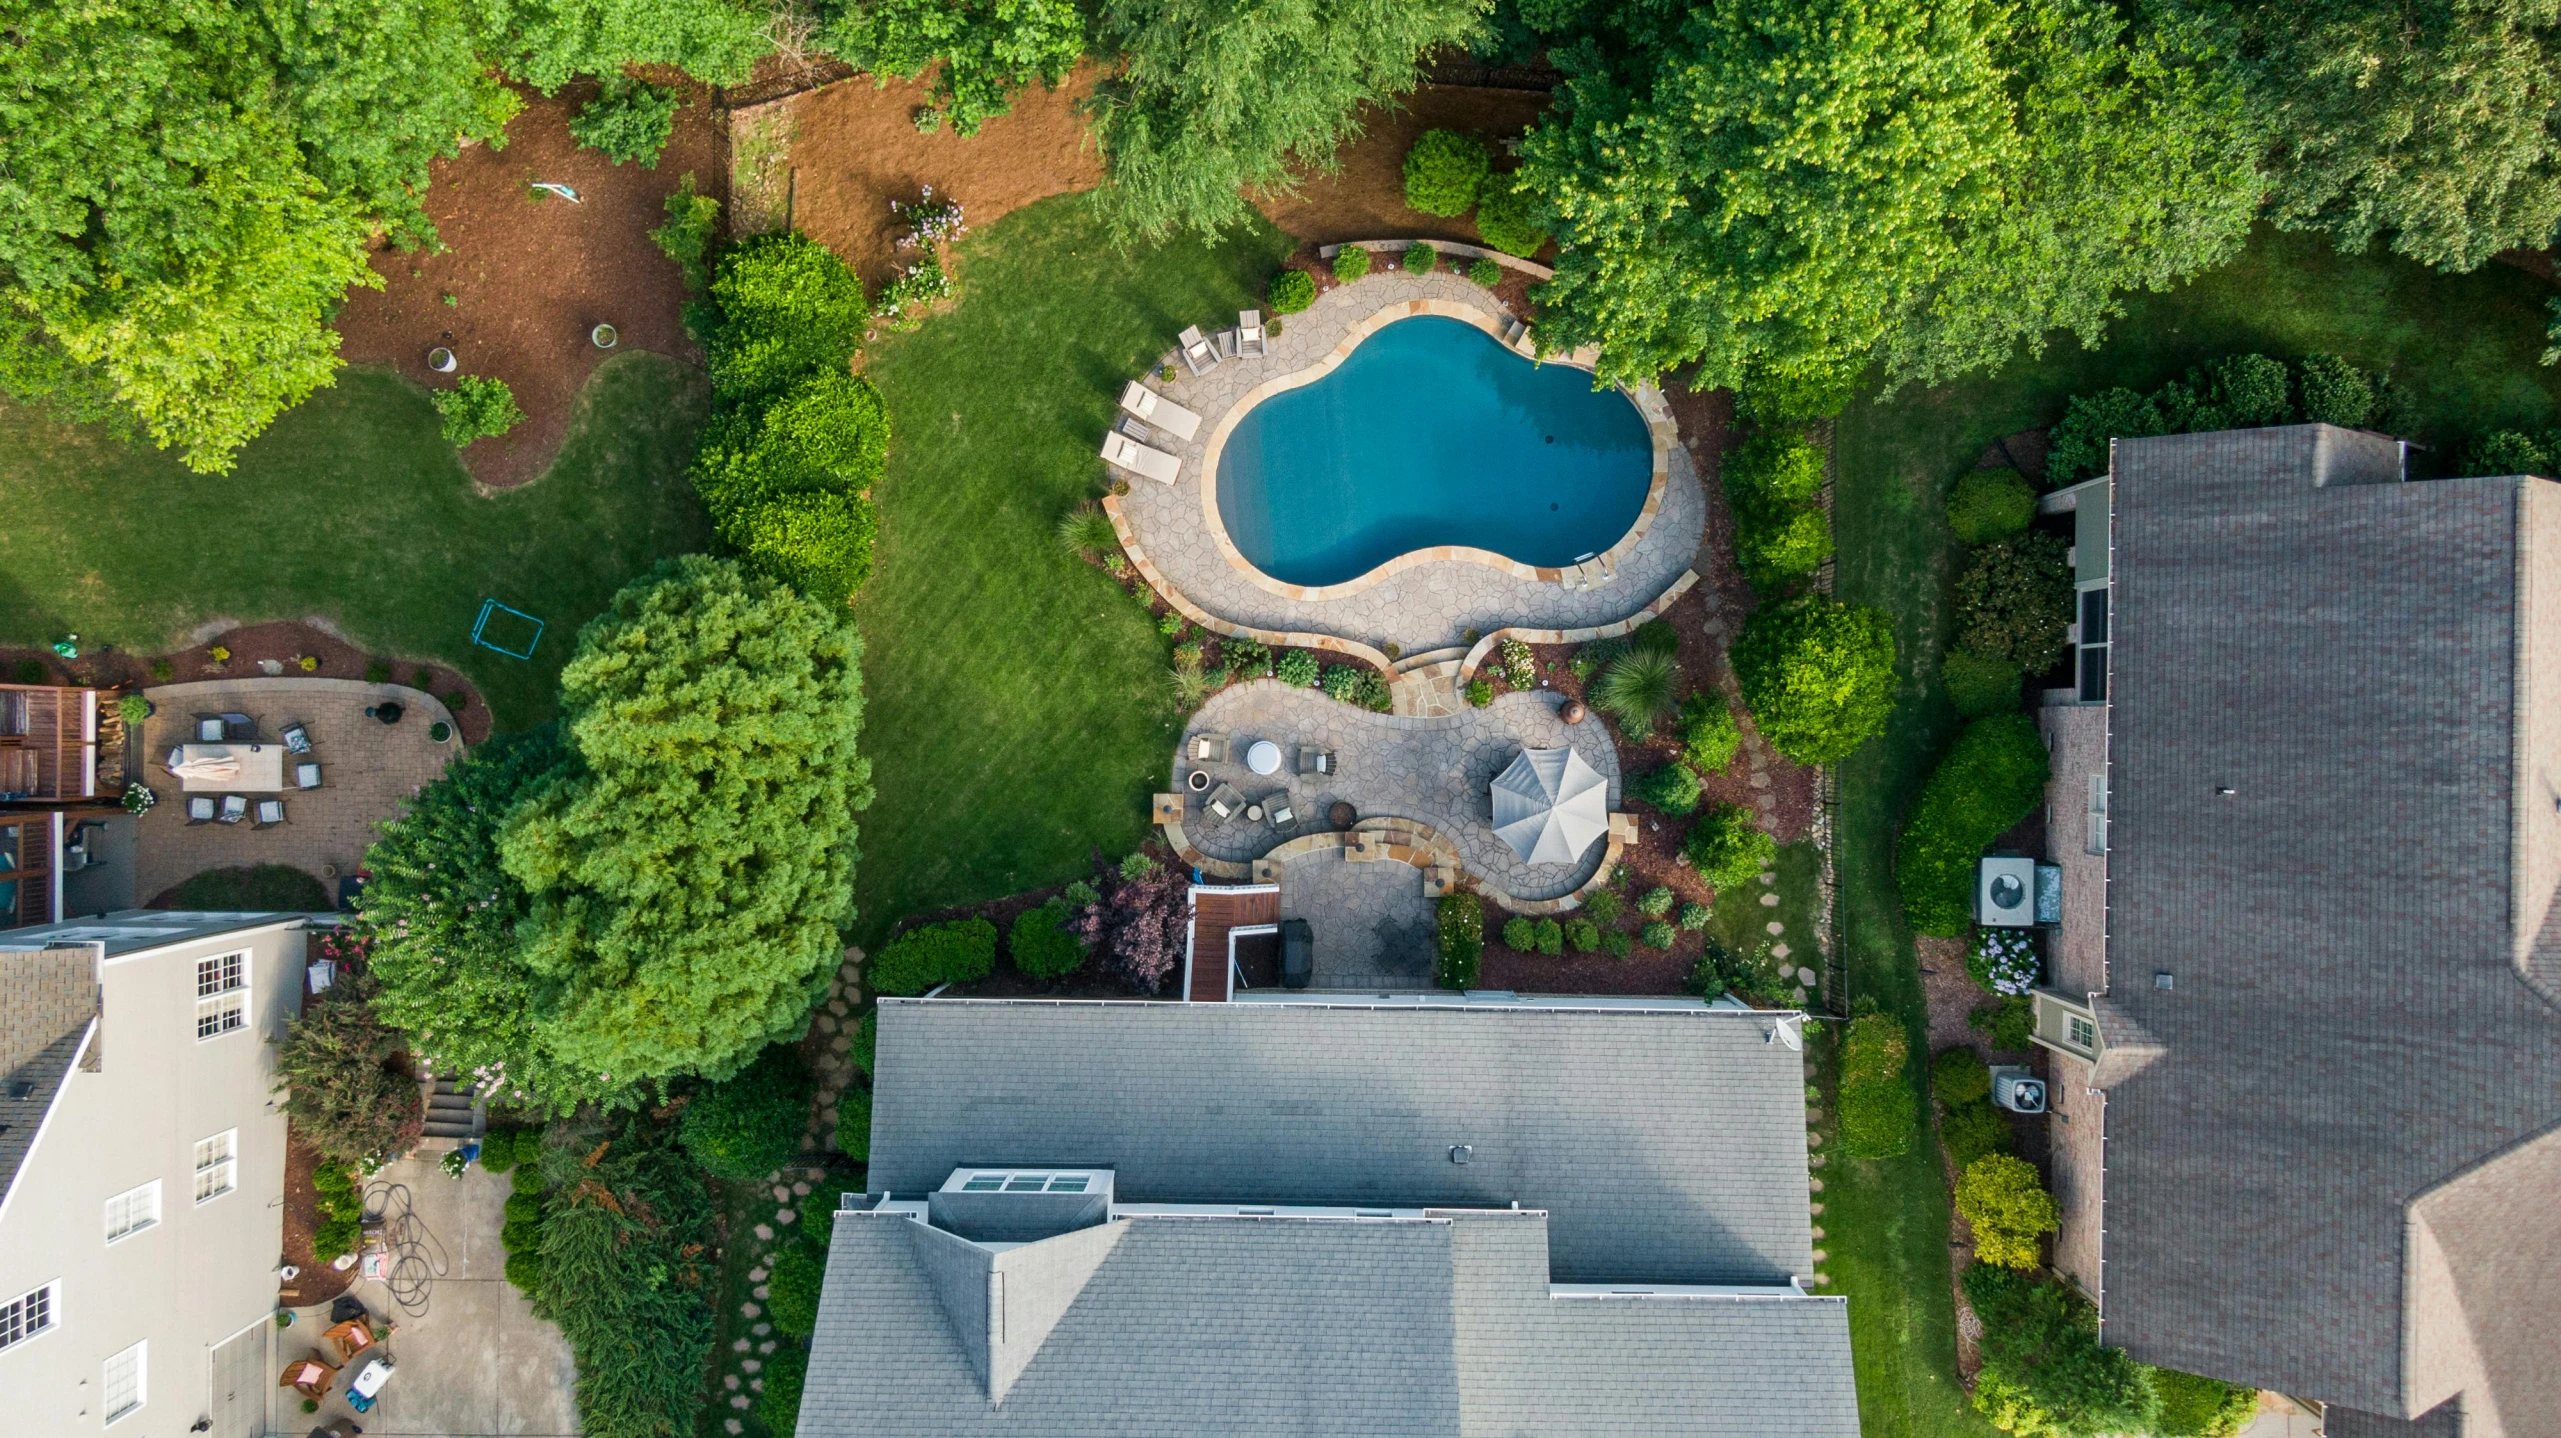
[1215,316,1652,587]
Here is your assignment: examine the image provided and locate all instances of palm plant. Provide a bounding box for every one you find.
[1056,502,1120,559]
[1592,649,1681,738]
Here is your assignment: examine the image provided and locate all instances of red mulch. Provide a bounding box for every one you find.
[1273,240,1539,325]
[1253,86,1559,249]
[330,78,724,489]
[276,1127,355,1308]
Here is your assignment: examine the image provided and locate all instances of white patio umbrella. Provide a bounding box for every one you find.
[172,751,242,784]
[1490,746,1610,865]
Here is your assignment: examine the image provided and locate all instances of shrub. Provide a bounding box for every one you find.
[1733,596,1898,764]
[1532,917,1563,955]
[2296,354,2375,429]
[1930,1047,1992,1106]
[1971,995,2036,1052]
[835,1084,871,1160]
[1724,430,1826,506]
[1465,677,1494,707]
[1640,920,1676,949]
[1472,172,1548,257]
[569,76,681,167]
[272,973,424,1167]
[1321,664,1368,705]
[173,863,330,910]
[718,489,879,604]
[1677,901,1710,932]
[1065,864,1188,992]
[1583,887,1624,925]
[1276,649,1321,687]
[1734,361,1857,426]
[678,1046,811,1180]
[1677,693,1741,774]
[1954,533,2073,673]
[1839,1014,1913,1159]
[767,1245,823,1338]
[1563,917,1599,951]
[502,1216,543,1252]
[1498,636,1537,687]
[1601,927,1634,958]
[1632,764,1702,816]
[1636,886,1674,918]
[1947,468,2036,544]
[2202,352,2291,427]
[2151,1369,2259,1438]
[538,1118,717,1438]
[1593,648,1680,738]
[1971,927,2042,996]
[434,375,524,447]
[505,1189,545,1225]
[1268,268,1316,315]
[1435,894,1482,989]
[1403,242,1439,274]
[758,1344,810,1437]
[868,917,998,995]
[1941,1099,2012,1172]
[2046,386,2163,483]
[1332,245,1372,282]
[1503,916,1535,950]
[651,173,722,291]
[1631,619,1679,657]
[1895,714,2051,936]
[702,232,869,402]
[1956,1154,2060,1270]
[1965,1264,2162,1438]
[479,1128,525,1174]
[1733,499,1835,592]
[1009,898,1087,980]
[1467,257,1502,287]
[851,1008,875,1074]
[505,1249,545,1292]
[513,1158,546,1194]
[1941,647,2023,718]
[1403,129,1490,216]
[1684,804,1775,892]
[2468,429,2552,477]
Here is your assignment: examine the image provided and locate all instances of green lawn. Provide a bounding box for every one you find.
[1826,226,2561,1438]
[847,194,1295,944]
[0,352,712,727]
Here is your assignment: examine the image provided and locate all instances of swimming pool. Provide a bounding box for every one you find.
[1213,316,1654,588]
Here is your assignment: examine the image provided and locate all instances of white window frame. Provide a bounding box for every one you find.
[195,950,249,1041]
[0,1280,59,1352]
[193,1130,237,1205]
[104,1180,161,1244]
[2068,1015,2098,1051]
[102,1340,146,1425]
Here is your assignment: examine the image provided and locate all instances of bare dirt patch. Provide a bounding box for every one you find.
[1254,86,1557,248]
[331,80,724,489]
[777,66,1106,287]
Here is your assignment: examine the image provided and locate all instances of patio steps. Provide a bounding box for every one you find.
[1390,646,1468,676]
[419,1075,482,1146]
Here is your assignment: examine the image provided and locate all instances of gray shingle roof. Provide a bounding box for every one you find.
[869,998,1815,1284]
[2103,426,2561,1421]
[798,1207,1857,1438]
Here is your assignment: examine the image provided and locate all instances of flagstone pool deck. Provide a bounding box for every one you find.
[1105,267,1708,712]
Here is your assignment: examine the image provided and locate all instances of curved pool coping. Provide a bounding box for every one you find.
[1193,298,1679,603]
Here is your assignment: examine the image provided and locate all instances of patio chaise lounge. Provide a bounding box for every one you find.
[1237,310,1266,358]
[1119,381,1203,442]
[1101,428,1183,485]
[1178,325,1219,376]
[1296,747,1334,776]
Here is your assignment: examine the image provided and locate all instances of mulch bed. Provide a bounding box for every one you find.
[276,1126,356,1309]
[330,79,724,489]
[1253,86,1559,248]
[1273,240,1539,325]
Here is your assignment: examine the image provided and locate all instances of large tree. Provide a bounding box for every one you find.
[820,0,1085,135]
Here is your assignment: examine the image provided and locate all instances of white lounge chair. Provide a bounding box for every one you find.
[1101,429,1183,485]
[1119,381,1202,442]
[1237,310,1266,358]
[1178,325,1219,376]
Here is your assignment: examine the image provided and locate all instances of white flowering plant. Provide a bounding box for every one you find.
[1969,927,2041,996]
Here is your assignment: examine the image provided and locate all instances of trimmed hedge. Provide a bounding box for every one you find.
[701,232,868,404]
[1930,1047,1992,1105]
[1403,242,1439,275]
[834,1085,871,1160]
[1332,245,1372,282]
[1941,1099,2012,1172]
[1632,763,1702,816]
[1940,647,2024,718]
[1008,898,1086,980]
[677,1045,812,1180]
[1677,693,1740,774]
[1472,172,1547,257]
[2297,354,2375,429]
[1684,803,1776,892]
[1724,430,1826,506]
[1956,1154,2059,1270]
[1403,129,1490,216]
[758,1344,810,1437]
[1268,268,1316,315]
[1947,468,2035,544]
[1733,498,1834,592]
[2151,1368,2260,1438]
[1435,894,1482,989]
[850,1007,875,1074]
[1895,714,2051,936]
[1839,1015,1913,1159]
[1733,596,1898,764]
[1954,532,2073,673]
[767,1245,823,1338]
[868,916,998,995]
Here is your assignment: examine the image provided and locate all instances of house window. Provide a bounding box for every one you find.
[2076,588,2109,702]
[193,1130,236,1204]
[955,1170,1092,1194]
[195,952,247,1040]
[0,1281,57,1351]
[2068,1015,2097,1051]
[102,1341,145,1424]
[2085,773,2108,857]
[104,1181,160,1243]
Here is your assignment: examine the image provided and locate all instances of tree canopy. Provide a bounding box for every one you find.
[821,0,1085,135]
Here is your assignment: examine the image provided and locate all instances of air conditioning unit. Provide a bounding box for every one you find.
[1977,856,2037,928]
[1990,1066,2047,1114]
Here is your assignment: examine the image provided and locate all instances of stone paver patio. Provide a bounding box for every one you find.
[1176,680,1620,902]
[1111,268,1706,659]
[1274,850,1438,990]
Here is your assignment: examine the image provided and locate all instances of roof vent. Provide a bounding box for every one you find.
[1448,1145,1472,1165]
[2154,971,2175,990]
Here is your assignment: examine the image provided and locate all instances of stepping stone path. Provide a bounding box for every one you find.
[713,1161,832,1437]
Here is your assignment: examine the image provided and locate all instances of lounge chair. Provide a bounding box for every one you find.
[282,722,313,755]
[186,796,217,825]
[1101,429,1183,486]
[1207,782,1246,821]
[1190,733,1230,763]
[217,795,247,825]
[254,799,285,828]
[1296,747,1334,776]
[296,762,323,791]
[1267,795,1295,827]
[1119,381,1203,442]
[1178,325,1219,376]
[1237,310,1266,358]
[218,711,255,740]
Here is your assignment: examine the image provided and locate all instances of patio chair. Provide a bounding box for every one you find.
[166,746,186,773]
[1190,732,1230,763]
[1267,794,1295,827]
[217,795,247,825]
[1100,428,1183,485]
[1118,381,1203,442]
[1296,746,1334,776]
[218,711,255,740]
[282,722,313,755]
[1178,325,1219,376]
[1207,782,1246,821]
[296,762,323,791]
[194,715,227,743]
[254,799,286,828]
[186,796,217,825]
[1237,310,1267,358]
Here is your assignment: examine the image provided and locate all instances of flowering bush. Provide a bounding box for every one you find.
[879,254,954,330]
[1970,927,2041,996]
[1498,636,1535,688]
[892,186,967,247]
[121,782,156,814]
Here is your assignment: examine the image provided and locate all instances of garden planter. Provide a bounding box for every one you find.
[1330,801,1357,830]
[427,347,457,374]
[590,324,618,349]
[1187,769,1211,793]
[1560,699,1587,724]
[427,720,453,744]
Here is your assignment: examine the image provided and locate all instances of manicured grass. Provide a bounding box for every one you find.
[1825,226,2561,1438]
[1704,838,1823,981]
[0,352,712,727]
[848,194,1296,944]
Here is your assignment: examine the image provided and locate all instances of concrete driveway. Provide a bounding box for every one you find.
[273,1156,579,1436]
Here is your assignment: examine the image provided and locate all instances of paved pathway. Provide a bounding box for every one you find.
[1274,850,1438,990]
[1115,269,1705,656]
[1176,680,1619,902]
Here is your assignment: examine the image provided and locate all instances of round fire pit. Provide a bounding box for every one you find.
[1560,698,1588,724]
[1186,768,1211,793]
[1329,801,1357,830]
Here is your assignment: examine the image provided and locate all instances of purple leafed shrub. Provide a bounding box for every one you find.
[1067,867,1187,992]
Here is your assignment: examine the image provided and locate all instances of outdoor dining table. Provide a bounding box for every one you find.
[175,742,286,793]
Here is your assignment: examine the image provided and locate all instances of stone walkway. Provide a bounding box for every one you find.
[1113,269,1706,657]
[1177,680,1620,902]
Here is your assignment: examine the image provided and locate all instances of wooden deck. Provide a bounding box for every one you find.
[1187,886,1279,1001]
